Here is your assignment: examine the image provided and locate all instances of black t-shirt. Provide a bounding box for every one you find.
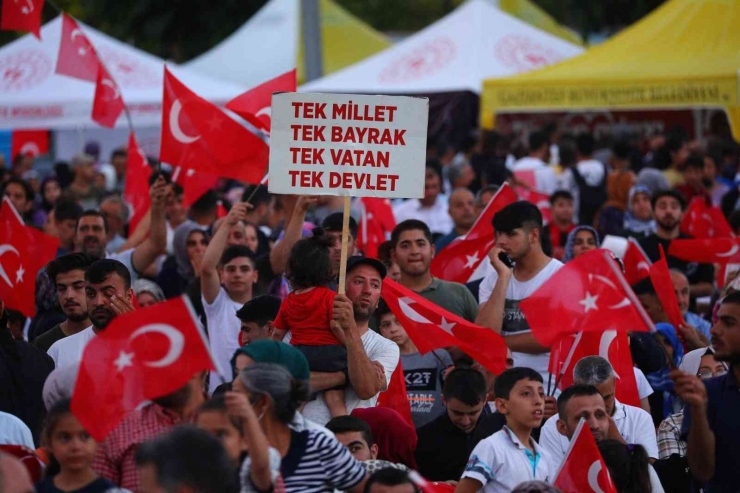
[35,476,122,493]
[32,324,66,353]
[638,233,714,286]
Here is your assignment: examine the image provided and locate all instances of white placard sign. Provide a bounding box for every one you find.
[268,92,428,198]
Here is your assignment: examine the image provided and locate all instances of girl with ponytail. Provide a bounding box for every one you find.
[597,440,653,493]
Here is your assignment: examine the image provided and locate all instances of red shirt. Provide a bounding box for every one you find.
[275,286,339,345]
[93,404,184,492]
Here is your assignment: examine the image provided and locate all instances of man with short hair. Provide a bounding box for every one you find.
[68,153,104,209]
[32,253,96,352]
[391,219,478,323]
[201,202,259,390]
[639,190,713,297]
[326,415,378,461]
[670,269,712,342]
[242,184,275,239]
[674,291,740,493]
[1,177,34,220]
[511,131,558,195]
[559,132,607,225]
[435,188,477,252]
[415,368,490,481]
[393,161,452,235]
[46,199,83,255]
[235,295,282,346]
[365,468,418,493]
[47,259,135,369]
[539,356,658,461]
[546,190,576,261]
[99,195,129,253]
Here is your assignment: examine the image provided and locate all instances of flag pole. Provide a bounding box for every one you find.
[550,332,583,396]
[337,196,352,295]
[244,174,269,204]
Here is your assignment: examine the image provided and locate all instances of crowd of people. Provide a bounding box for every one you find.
[1,123,739,493]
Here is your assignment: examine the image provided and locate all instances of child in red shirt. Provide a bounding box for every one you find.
[272,230,347,416]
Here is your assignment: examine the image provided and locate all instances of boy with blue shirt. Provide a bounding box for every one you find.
[457,368,553,493]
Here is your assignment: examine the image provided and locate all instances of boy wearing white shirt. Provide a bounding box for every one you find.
[457,368,553,493]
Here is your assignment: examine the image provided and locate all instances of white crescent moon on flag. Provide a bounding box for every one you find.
[19,142,40,157]
[169,100,201,144]
[102,79,121,100]
[637,261,650,272]
[18,0,34,14]
[255,106,271,119]
[590,274,616,290]
[716,244,739,258]
[0,244,20,287]
[129,323,185,368]
[599,330,620,380]
[588,460,606,493]
[398,297,433,325]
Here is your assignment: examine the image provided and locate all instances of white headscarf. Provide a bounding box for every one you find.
[679,347,714,377]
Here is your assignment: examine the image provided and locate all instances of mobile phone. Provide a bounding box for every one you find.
[498,252,513,268]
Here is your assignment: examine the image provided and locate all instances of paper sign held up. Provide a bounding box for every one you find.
[268,92,429,198]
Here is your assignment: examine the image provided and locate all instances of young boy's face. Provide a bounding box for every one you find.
[379,313,409,347]
[220,257,258,297]
[496,378,545,429]
[196,410,247,467]
[551,198,573,224]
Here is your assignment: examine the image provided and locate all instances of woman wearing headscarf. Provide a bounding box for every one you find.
[647,323,685,424]
[350,407,418,469]
[156,221,208,299]
[562,225,600,263]
[232,363,368,493]
[132,279,166,307]
[623,185,657,238]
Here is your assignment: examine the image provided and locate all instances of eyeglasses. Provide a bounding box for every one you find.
[698,370,728,379]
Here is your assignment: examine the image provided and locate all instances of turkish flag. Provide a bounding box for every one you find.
[91,61,125,128]
[1,0,43,39]
[622,238,651,286]
[381,279,507,375]
[161,67,269,184]
[11,129,48,158]
[680,197,733,239]
[430,184,517,283]
[649,245,684,330]
[0,198,59,317]
[377,359,413,428]
[549,330,641,407]
[554,419,617,493]
[71,297,216,441]
[520,249,653,347]
[516,187,552,224]
[409,471,456,493]
[226,69,297,133]
[123,132,152,232]
[357,198,396,259]
[170,166,219,207]
[668,237,740,264]
[55,14,99,82]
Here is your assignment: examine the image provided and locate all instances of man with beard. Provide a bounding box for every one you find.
[638,190,713,297]
[286,257,399,425]
[47,259,135,369]
[94,371,207,492]
[673,291,740,493]
[32,253,97,352]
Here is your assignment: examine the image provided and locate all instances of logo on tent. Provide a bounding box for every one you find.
[0,50,52,92]
[378,37,456,83]
[494,35,563,72]
[95,46,159,89]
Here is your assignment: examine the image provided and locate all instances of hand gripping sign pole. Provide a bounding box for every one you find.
[269,92,428,292]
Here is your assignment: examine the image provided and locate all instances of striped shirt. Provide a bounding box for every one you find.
[241,429,366,493]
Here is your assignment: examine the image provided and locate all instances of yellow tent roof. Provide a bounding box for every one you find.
[297,0,391,84]
[497,0,582,46]
[480,0,740,140]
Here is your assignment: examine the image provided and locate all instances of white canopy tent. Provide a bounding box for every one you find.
[0,16,247,131]
[301,0,583,95]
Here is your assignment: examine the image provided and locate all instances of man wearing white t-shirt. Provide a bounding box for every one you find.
[201,202,259,391]
[510,131,558,195]
[476,201,563,388]
[393,162,452,235]
[295,257,399,425]
[48,259,136,369]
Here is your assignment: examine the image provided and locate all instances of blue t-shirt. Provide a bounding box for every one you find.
[35,476,125,493]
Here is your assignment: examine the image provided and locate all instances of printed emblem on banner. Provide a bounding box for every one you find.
[0,50,52,92]
[378,37,456,83]
[494,35,563,72]
[95,47,158,88]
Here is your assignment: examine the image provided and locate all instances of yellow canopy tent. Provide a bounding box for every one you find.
[297,0,391,83]
[480,0,740,141]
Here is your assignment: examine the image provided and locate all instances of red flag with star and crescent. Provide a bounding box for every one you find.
[649,245,685,330]
[91,61,125,128]
[680,197,733,239]
[520,249,654,347]
[160,67,269,184]
[1,0,44,39]
[357,197,396,259]
[381,278,507,375]
[55,14,99,82]
[622,237,651,286]
[226,69,297,133]
[71,296,216,441]
[669,237,740,289]
[376,359,414,428]
[170,166,219,207]
[554,419,617,493]
[549,330,641,407]
[431,183,517,283]
[0,198,59,317]
[122,132,152,232]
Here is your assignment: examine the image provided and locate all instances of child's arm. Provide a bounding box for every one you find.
[225,391,273,491]
[455,478,483,493]
[201,202,249,304]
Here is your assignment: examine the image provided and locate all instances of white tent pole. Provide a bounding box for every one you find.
[301,0,324,81]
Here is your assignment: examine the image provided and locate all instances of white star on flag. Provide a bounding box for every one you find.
[205,115,222,132]
[464,252,480,269]
[15,265,24,284]
[114,350,134,372]
[579,291,599,312]
[439,317,456,333]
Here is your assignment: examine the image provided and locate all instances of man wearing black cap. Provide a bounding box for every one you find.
[286,256,400,425]
[322,212,359,278]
